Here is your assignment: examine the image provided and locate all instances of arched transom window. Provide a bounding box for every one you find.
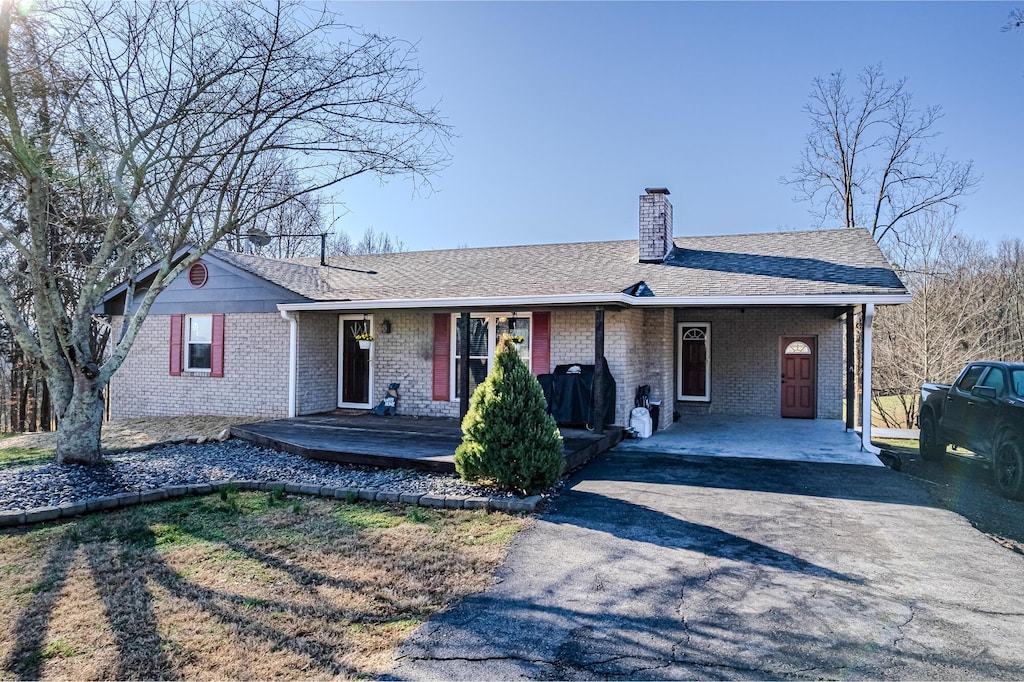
[785,341,812,355]
[681,328,706,341]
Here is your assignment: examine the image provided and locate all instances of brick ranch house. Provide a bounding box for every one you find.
[99,188,909,450]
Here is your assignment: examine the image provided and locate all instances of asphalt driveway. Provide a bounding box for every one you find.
[389,450,1024,680]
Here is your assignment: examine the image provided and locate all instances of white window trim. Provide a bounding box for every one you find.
[337,314,374,409]
[184,314,212,373]
[677,322,711,402]
[449,312,533,401]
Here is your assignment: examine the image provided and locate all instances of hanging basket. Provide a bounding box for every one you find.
[358,339,373,350]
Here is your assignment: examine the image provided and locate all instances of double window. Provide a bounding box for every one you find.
[451,313,532,399]
[677,322,711,401]
[185,314,213,372]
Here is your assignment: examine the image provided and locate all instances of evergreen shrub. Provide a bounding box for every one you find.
[454,334,564,494]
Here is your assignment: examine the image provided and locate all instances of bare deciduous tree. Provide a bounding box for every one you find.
[348,227,407,255]
[784,65,979,245]
[0,0,449,464]
[1005,8,1024,32]
[872,215,1024,428]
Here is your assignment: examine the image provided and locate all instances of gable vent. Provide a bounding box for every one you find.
[187,262,209,288]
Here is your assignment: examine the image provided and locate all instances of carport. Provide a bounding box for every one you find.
[614,414,883,466]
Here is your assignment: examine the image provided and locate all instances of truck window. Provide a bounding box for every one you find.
[979,367,1006,397]
[956,365,986,393]
[1013,369,1024,398]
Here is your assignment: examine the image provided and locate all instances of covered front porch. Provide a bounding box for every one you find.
[231,412,623,474]
[613,414,883,466]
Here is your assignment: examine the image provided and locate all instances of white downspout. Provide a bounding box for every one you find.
[280,310,297,418]
[861,303,880,454]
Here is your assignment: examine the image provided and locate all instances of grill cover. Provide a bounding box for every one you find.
[538,363,616,428]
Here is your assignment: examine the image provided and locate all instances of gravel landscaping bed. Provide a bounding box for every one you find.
[0,440,516,512]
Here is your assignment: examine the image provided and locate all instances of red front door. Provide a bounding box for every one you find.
[781,337,815,419]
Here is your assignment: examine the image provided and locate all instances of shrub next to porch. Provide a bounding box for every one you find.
[455,335,564,495]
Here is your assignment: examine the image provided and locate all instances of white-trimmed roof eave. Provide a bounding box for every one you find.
[277,291,912,313]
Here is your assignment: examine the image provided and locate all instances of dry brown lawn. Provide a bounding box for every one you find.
[0,491,529,680]
[1,415,264,454]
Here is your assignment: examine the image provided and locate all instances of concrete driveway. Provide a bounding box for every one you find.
[389,449,1024,680]
[616,414,882,466]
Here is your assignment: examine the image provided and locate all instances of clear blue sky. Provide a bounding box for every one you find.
[329,2,1023,252]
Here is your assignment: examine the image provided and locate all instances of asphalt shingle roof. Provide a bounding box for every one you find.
[209,227,906,302]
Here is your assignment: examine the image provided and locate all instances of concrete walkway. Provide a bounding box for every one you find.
[389,450,1024,680]
[615,414,883,466]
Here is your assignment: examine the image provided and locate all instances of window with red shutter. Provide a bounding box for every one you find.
[210,314,225,377]
[447,312,541,398]
[532,311,550,376]
[432,313,450,401]
[169,314,183,376]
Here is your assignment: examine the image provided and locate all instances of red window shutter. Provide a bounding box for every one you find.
[169,314,183,376]
[210,314,225,378]
[532,311,551,376]
[432,313,450,401]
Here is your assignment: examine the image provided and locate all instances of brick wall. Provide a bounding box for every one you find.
[640,307,676,430]
[673,307,844,419]
[295,312,338,414]
[110,313,290,418]
[549,308,674,428]
[371,311,459,418]
[110,306,844,424]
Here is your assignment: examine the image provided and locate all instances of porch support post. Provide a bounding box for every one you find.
[459,311,470,420]
[280,310,297,418]
[845,306,856,431]
[861,303,880,454]
[592,306,606,434]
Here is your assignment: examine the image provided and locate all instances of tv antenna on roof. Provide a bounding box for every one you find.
[246,229,272,248]
[245,229,329,266]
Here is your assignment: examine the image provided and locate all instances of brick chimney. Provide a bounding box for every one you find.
[638,187,673,263]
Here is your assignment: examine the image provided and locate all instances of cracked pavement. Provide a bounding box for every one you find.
[387,450,1024,680]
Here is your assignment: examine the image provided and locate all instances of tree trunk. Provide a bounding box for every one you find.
[26,375,37,432]
[39,380,51,431]
[16,367,28,432]
[55,374,104,465]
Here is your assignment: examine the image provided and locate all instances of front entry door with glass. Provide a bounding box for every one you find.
[338,316,373,408]
[780,337,816,419]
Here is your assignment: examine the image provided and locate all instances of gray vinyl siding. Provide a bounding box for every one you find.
[105,256,307,316]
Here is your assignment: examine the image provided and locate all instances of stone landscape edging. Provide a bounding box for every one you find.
[0,479,543,528]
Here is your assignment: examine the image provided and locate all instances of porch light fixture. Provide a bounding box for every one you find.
[382,319,392,334]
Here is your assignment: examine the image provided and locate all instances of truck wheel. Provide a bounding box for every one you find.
[993,435,1024,500]
[919,413,946,462]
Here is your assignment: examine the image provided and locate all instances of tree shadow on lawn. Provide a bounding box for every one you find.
[3,526,176,681]
[3,531,80,680]
[1,496,406,680]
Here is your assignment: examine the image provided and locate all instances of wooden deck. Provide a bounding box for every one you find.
[231,412,622,474]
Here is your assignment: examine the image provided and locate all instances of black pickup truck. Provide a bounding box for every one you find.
[918,362,1024,499]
